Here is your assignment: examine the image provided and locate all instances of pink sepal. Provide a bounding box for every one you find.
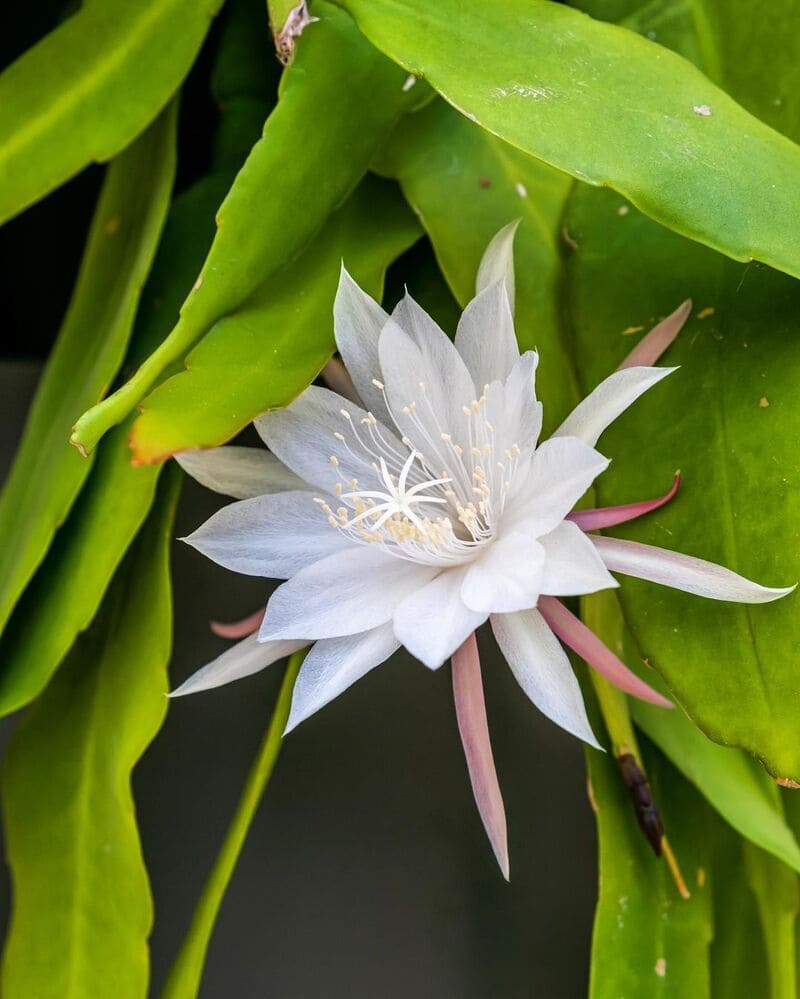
[568,474,680,532]
[618,300,692,370]
[538,596,672,708]
[452,633,510,880]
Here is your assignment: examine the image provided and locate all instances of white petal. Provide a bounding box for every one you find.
[176,446,307,499]
[184,491,350,578]
[255,385,406,494]
[539,521,619,596]
[393,567,486,669]
[491,609,601,748]
[378,316,473,475]
[501,350,543,449]
[389,292,476,413]
[170,633,306,697]
[461,531,544,614]
[285,624,399,733]
[260,546,437,640]
[476,220,520,315]
[455,280,519,387]
[333,267,392,422]
[506,436,609,536]
[552,367,676,447]
[593,536,795,604]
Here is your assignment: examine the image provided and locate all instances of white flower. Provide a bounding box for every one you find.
[173,223,793,878]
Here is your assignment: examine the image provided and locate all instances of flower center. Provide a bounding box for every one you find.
[315,379,528,565]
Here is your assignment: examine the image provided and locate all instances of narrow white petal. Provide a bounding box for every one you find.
[393,567,486,669]
[170,633,306,697]
[593,536,795,604]
[176,446,307,499]
[491,609,601,748]
[378,317,473,474]
[507,436,609,536]
[475,220,520,315]
[184,491,350,578]
[387,291,476,421]
[256,385,406,494]
[285,624,399,733]
[455,280,519,387]
[540,521,619,596]
[502,350,542,448]
[461,531,544,614]
[333,267,392,422]
[260,546,438,640]
[552,367,676,447]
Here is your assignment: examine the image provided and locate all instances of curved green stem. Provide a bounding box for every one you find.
[160,649,306,999]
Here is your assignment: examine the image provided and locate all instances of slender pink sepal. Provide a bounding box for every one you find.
[567,473,680,532]
[321,356,360,404]
[538,596,672,708]
[210,607,265,639]
[452,633,510,880]
[618,299,692,370]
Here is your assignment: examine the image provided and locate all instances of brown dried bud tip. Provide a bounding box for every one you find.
[617,752,664,857]
[274,1,317,65]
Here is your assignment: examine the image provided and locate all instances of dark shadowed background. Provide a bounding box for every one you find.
[0,4,596,994]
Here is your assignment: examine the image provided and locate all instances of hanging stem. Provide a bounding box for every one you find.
[161,649,306,999]
[581,593,689,900]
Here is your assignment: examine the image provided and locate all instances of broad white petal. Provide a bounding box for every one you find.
[506,436,609,536]
[476,220,520,315]
[176,446,307,499]
[593,536,795,603]
[455,280,519,387]
[170,633,306,697]
[540,521,619,596]
[333,267,392,422]
[255,385,406,495]
[461,531,544,614]
[260,546,438,640]
[285,623,399,733]
[393,567,486,669]
[491,609,601,748]
[553,368,676,447]
[184,491,350,578]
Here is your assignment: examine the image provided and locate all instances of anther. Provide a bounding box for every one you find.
[372,378,385,389]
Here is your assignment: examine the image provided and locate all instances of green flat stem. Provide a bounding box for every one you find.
[160,649,306,999]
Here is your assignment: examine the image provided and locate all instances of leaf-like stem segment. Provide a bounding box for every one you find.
[160,649,306,999]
